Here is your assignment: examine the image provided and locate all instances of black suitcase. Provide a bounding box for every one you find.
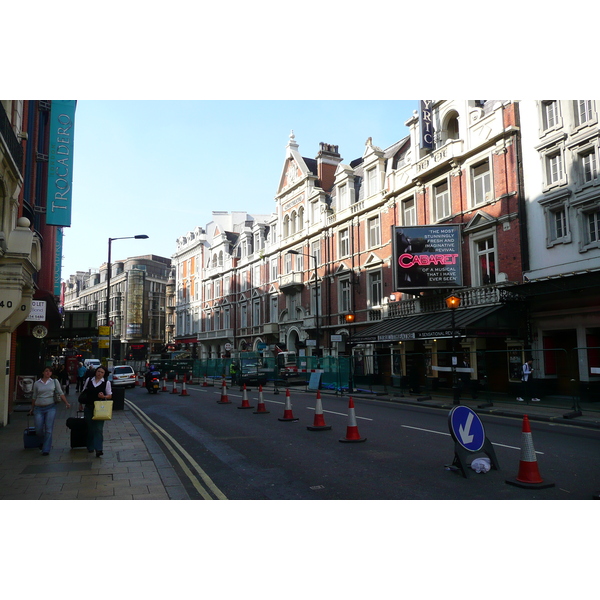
[66,412,88,448]
[24,425,42,449]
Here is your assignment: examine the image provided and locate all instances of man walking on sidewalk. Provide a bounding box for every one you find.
[517,358,540,402]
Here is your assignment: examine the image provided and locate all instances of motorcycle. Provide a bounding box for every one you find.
[146,371,161,394]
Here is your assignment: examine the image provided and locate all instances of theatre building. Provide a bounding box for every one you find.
[351,101,529,396]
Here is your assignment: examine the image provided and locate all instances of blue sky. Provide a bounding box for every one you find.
[62,100,417,279]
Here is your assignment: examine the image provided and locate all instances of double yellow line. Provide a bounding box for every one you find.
[126,399,227,500]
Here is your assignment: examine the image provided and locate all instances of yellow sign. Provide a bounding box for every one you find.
[98,339,109,348]
[98,326,111,336]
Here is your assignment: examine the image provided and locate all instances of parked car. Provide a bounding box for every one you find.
[84,358,102,370]
[111,365,136,388]
[239,360,268,386]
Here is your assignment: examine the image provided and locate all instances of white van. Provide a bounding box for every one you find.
[84,359,102,370]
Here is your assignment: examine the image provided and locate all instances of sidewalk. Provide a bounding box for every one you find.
[0,401,189,500]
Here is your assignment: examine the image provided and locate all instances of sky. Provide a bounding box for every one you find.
[62,100,417,279]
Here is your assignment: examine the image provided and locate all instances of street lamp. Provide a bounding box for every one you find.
[106,235,149,360]
[445,293,462,405]
[287,249,320,366]
[345,313,355,393]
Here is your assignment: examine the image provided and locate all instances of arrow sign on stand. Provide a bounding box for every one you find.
[449,406,485,452]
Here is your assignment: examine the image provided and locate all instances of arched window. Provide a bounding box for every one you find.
[283,215,290,237]
[291,211,297,235]
[298,206,304,230]
[445,111,460,142]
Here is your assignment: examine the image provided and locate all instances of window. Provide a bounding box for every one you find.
[542,101,559,130]
[339,228,350,257]
[271,258,278,281]
[546,151,564,185]
[472,160,491,205]
[291,211,297,235]
[270,295,278,323]
[433,180,451,220]
[339,279,351,313]
[581,149,598,183]
[298,206,304,230]
[311,240,321,266]
[295,253,303,272]
[550,207,567,241]
[575,100,594,126]
[368,271,382,307]
[367,167,378,196]
[585,209,600,245]
[284,253,292,274]
[476,237,496,285]
[367,217,380,248]
[338,184,347,209]
[223,307,230,329]
[241,304,248,328]
[283,215,290,237]
[403,197,416,226]
[311,281,321,317]
[253,300,260,326]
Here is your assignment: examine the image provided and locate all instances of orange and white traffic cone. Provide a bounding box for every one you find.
[170,375,179,394]
[141,374,146,388]
[217,378,231,404]
[161,376,168,392]
[278,389,298,422]
[202,374,208,387]
[339,397,366,443]
[237,383,254,409]
[253,385,270,414]
[180,375,190,397]
[506,415,554,489]
[307,390,331,431]
[135,373,140,387]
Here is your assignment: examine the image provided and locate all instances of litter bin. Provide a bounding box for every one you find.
[112,387,125,411]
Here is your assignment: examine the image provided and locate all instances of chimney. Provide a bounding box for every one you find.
[316,142,342,192]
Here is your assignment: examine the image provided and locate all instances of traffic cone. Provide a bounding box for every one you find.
[339,397,366,442]
[135,373,140,387]
[237,384,254,409]
[161,376,168,392]
[506,415,554,489]
[217,378,231,404]
[202,374,208,387]
[307,391,331,431]
[253,385,270,414]
[180,375,190,397]
[170,375,179,394]
[141,374,146,388]
[278,389,298,422]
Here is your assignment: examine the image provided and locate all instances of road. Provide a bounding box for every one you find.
[125,382,600,500]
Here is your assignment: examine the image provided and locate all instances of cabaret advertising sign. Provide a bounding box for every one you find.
[393,225,462,290]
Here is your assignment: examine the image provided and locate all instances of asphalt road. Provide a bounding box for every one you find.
[126,383,600,500]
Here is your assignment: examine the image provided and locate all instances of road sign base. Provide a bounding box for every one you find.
[307,425,332,431]
[447,438,500,478]
[505,478,555,489]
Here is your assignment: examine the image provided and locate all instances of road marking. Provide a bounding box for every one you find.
[125,400,228,500]
[306,407,373,421]
[401,425,543,454]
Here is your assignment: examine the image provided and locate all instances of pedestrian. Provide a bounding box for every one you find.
[517,358,540,402]
[79,366,112,458]
[57,364,70,395]
[28,367,71,455]
[229,361,239,386]
[76,362,86,392]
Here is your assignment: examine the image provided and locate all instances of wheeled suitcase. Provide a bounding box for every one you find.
[66,411,88,448]
[24,423,42,449]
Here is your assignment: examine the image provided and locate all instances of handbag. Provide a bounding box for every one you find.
[92,400,113,421]
[53,379,62,403]
[78,390,90,405]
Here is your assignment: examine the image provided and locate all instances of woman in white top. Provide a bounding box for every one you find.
[28,367,71,455]
[79,366,112,457]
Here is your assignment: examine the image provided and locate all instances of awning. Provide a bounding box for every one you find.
[351,304,518,343]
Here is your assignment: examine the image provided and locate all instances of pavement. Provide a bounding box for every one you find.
[0,397,190,500]
[1,383,599,500]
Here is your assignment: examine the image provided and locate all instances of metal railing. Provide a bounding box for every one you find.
[0,103,23,174]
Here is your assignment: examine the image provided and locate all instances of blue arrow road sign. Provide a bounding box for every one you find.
[448,406,485,452]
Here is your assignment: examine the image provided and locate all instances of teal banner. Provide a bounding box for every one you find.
[46,100,77,226]
[54,227,63,295]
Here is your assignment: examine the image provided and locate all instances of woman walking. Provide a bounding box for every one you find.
[80,366,112,458]
[28,367,71,455]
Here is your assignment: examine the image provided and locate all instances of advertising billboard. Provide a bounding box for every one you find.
[393,225,462,291]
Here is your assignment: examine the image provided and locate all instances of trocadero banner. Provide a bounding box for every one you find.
[393,225,462,290]
[46,100,77,227]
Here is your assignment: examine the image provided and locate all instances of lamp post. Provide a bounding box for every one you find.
[345,313,355,393]
[106,235,149,360]
[445,293,461,405]
[287,249,320,366]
